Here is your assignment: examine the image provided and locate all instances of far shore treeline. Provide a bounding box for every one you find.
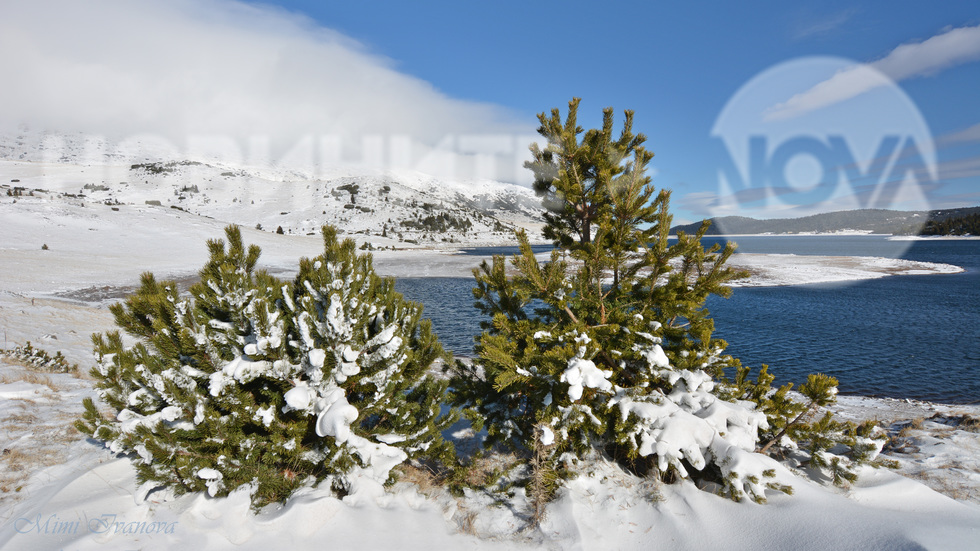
[671,206,980,236]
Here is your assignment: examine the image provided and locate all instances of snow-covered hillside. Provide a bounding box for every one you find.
[0,130,546,246]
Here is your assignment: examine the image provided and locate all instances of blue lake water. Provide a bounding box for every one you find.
[395,236,980,404]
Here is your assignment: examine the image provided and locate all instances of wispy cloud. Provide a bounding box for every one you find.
[0,0,534,180]
[792,8,858,41]
[938,122,980,146]
[766,24,980,120]
[935,155,980,181]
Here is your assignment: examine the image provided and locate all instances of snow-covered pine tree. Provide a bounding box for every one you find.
[77,225,456,507]
[279,226,457,486]
[450,98,885,503]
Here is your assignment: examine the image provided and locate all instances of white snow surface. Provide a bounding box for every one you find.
[561,357,613,401]
[725,253,963,287]
[2,374,980,551]
[2,153,978,549]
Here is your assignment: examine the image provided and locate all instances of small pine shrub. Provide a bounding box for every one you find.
[76,225,457,507]
[721,367,889,487]
[1,341,78,373]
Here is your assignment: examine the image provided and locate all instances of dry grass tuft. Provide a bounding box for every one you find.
[455,508,479,536]
[0,368,61,392]
[0,444,64,494]
[4,405,40,426]
[637,478,664,504]
[397,462,444,496]
[957,415,980,433]
[0,392,86,503]
[921,473,980,503]
[462,452,519,489]
[896,417,924,438]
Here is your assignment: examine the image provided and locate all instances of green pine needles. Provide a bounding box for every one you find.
[449,98,887,504]
[76,225,456,507]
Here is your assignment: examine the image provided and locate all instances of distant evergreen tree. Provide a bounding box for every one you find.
[77,225,456,507]
[450,99,886,504]
[915,213,980,236]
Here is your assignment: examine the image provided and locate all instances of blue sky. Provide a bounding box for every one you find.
[2,0,978,223]
[267,0,980,222]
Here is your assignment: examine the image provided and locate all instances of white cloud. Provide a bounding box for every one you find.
[0,0,535,180]
[766,24,980,120]
[873,25,980,80]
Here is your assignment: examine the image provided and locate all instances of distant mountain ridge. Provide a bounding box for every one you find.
[0,130,547,246]
[671,207,980,236]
